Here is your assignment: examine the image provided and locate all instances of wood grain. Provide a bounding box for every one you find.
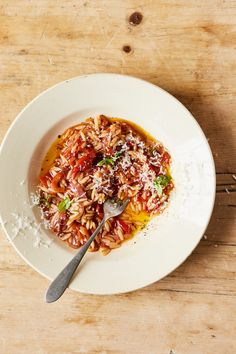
[0,1,235,353]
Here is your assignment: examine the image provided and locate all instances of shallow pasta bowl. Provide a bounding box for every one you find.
[0,73,215,295]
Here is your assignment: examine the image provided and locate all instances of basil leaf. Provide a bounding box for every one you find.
[97,151,123,166]
[115,151,122,159]
[58,196,71,212]
[97,151,122,166]
[154,175,171,197]
[154,183,163,197]
[97,158,114,166]
[155,175,171,187]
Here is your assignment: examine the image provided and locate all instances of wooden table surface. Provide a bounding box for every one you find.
[0,1,236,353]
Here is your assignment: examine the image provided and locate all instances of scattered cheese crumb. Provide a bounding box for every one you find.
[33,234,53,248]
[7,212,53,248]
[225,188,230,194]
[232,174,236,181]
[1,220,7,227]
[10,213,35,240]
[30,193,40,206]
[203,235,207,239]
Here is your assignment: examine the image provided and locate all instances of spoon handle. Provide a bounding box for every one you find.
[45,217,106,303]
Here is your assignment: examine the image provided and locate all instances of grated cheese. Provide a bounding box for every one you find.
[8,212,53,248]
[10,212,38,240]
[119,152,132,170]
[30,193,40,206]
[139,163,157,193]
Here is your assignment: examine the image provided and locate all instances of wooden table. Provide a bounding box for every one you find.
[0,1,236,353]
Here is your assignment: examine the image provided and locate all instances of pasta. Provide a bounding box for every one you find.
[37,115,174,254]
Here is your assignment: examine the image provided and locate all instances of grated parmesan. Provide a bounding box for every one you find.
[10,212,36,240]
[7,212,53,248]
[30,193,40,206]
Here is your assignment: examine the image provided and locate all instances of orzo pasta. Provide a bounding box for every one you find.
[37,115,174,255]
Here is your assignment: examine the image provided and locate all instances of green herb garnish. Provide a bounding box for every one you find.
[115,151,122,159]
[97,158,115,166]
[154,175,171,197]
[97,151,123,166]
[154,183,163,197]
[58,196,71,212]
[40,195,52,207]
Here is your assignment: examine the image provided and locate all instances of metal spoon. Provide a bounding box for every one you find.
[45,198,130,303]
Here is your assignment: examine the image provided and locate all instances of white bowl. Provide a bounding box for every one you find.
[0,74,215,294]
